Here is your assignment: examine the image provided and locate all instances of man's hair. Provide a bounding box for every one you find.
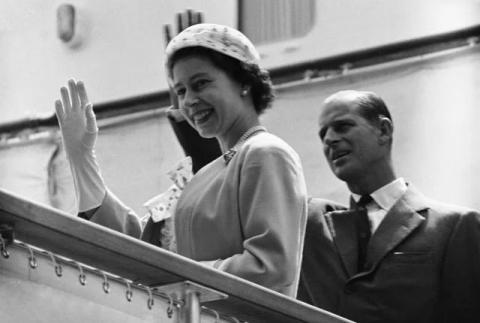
[355,91,393,127]
[168,46,274,114]
[352,91,394,148]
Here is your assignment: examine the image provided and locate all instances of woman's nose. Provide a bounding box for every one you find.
[184,90,200,108]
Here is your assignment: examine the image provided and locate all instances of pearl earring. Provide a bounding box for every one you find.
[241,89,248,96]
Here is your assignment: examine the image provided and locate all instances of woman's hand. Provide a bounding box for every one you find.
[55,79,97,153]
[162,10,222,172]
[164,9,204,122]
[55,79,105,212]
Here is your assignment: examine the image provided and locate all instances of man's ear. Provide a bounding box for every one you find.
[378,117,393,145]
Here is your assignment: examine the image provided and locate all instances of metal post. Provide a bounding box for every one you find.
[155,280,228,323]
[184,289,201,323]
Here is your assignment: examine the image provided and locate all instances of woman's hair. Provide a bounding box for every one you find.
[168,46,274,114]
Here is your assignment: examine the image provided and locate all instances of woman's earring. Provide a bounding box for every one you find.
[241,89,248,97]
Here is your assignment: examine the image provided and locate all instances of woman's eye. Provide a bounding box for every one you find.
[193,79,210,90]
[175,88,185,97]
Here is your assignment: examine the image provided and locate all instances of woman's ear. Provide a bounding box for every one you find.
[241,85,250,97]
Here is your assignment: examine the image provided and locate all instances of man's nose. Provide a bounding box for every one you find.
[323,128,340,146]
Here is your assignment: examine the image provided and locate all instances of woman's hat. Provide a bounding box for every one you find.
[165,23,260,68]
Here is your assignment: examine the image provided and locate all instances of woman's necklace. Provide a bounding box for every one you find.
[223,125,267,164]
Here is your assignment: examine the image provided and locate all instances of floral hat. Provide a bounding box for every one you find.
[165,23,260,68]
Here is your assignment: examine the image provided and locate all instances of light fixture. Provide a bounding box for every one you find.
[57,4,76,43]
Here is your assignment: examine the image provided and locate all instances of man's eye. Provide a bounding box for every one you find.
[335,123,351,133]
[319,128,326,141]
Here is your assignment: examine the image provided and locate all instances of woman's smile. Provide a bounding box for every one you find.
[192,109,214,125]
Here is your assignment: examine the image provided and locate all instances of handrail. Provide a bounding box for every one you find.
[1,24,479,135]
[0,91,170,135]
[268,24,480,84]
[0,188,353,323]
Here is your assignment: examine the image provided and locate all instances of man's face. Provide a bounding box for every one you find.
[318,98,386,183]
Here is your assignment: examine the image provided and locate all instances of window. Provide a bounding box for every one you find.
[238,0,316,44]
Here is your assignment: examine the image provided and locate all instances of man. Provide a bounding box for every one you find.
[298,90,480,323]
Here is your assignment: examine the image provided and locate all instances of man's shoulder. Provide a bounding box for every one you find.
[402,184,480,223]
[423,198,480,221]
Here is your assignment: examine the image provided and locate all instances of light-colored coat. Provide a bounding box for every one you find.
[91,132,307,297]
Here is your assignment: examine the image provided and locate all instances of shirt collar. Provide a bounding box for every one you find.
[352,177,407,210]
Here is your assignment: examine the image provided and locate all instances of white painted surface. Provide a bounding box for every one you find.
[0,0,237,123]
[260,0,480,68]
[1,0,479,122]
[0,244,229,323]
[1,1,480,215]
[2,45,479,216]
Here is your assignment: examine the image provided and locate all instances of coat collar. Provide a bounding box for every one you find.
[326,184,429,278]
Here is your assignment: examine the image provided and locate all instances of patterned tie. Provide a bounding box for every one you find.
[354,195,372,272]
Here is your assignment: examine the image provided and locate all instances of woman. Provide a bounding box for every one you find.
[55,24,307,296]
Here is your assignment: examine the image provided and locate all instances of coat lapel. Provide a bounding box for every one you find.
[327,185,430,278]
[364,186,428,273]
[326,210,360,277]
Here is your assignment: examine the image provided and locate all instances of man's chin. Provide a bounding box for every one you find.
[332,166,355,182]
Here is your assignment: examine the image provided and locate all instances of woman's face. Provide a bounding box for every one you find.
[172,55,246,140]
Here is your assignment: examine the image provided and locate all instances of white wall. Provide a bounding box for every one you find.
[1,0,480,214]
[260,0,480,69]
[0,0,237,123]
[2,1,480,123]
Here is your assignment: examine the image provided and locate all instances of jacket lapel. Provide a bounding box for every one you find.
[327,185,429,278]
[364,186,428,273]
[326,209,360,277]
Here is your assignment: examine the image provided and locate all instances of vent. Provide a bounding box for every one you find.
[239,0,316,44]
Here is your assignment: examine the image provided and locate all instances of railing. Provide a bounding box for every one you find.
[0,188,354,323]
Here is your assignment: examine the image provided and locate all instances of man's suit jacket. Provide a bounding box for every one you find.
[298,186,480,323]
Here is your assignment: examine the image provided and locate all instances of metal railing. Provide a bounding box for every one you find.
[0,188,353,323]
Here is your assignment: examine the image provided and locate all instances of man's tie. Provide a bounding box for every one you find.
[353,195,372,272]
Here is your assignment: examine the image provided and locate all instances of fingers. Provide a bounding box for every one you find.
[77,81,90,108]
[60,79,89,111]
[68,79,80,110]
[166,105,185,122]
[59,79,90,120]
[194,11,203,24]
[84,104,98,132]
[165,10,204,48]
[186,9,194,26]
[55,100,65,124]
[176,12,183,33]
[163,24,172,48]
[60,86,72,114]
[182,9,203,29]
